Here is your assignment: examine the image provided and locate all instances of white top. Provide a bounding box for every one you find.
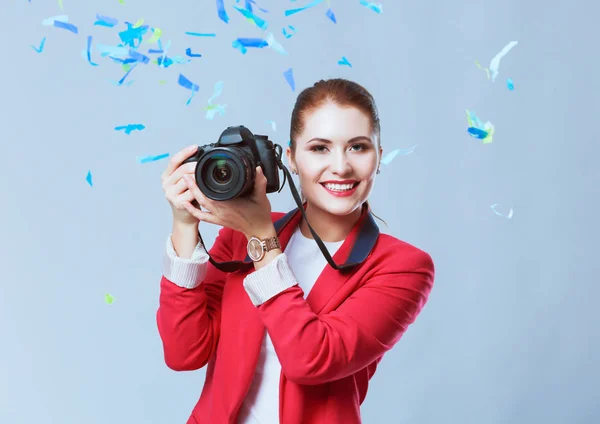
[163,225,345,424]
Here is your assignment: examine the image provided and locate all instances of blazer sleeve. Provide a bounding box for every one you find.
[156,226,233,371]
[254,247,435,385]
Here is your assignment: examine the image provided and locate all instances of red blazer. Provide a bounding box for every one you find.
[157,203,435,424]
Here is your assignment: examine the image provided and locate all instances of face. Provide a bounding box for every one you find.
[286,102,382,217]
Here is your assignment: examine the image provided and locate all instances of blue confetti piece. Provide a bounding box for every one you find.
[31,37,46,53]
[359,0,383,14]
[148,48,164,54]
[54,20,78,34]
[283,68,295,91]
[117,64,136,85]
[86,36,99,66]
[177,74,200,105]
[285,0,324,16]
[381,145,417,165]
[216,0,230,23]
[185,48,202,57]
[234,5,268,30]
[338,56,352,67]
[185,32,216,37]
[325,8,337,23]
[138,153,170,164]
[94,14,118,27]
[115,124,146,134]
[282,25,296,38]
[128,49,150,64]
[467,127,489,139]
[507,78,515,91]
[232,37,268,54]
[86,170,93,187]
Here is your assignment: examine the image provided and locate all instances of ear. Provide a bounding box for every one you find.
[285,146,295,170]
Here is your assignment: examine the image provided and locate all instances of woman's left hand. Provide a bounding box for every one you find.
[181,165,273,238]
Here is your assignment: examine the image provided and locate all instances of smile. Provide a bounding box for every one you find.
[320,182,360,197]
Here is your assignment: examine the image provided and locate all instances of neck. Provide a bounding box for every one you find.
[299,203,363,242]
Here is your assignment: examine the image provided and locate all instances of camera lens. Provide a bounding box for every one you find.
[212,159,233,184]
[197,148,254,200]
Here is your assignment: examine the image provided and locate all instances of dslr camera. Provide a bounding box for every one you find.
[183,125,283,201]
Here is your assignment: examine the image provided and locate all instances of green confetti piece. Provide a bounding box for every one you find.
[133,18,144,28]
[105,293,115,304]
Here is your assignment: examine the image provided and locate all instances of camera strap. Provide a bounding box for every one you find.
[196,144,371,273]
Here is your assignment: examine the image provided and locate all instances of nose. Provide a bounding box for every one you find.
[330,150,353,175]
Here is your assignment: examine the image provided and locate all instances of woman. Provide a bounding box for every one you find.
[157,78,435,424]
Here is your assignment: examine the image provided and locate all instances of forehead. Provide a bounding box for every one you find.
[299,102,372,141]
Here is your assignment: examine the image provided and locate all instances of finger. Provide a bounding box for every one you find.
[183,175,212,210]
[182,201,219,225]
[161,145,198,181]
[163,162,197,190]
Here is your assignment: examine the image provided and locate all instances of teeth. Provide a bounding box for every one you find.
[324,183,355,191]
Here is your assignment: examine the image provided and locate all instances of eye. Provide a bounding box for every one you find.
[310,145,328,152]
[351,143,368,151]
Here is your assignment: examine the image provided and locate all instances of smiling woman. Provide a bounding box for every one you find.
[286,78,387,241]
[157,77,434,424]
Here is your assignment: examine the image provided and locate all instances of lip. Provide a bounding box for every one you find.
[320,181,360,197]
[320,180,358,184]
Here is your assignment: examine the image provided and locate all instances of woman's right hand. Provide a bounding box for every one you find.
[162,145,201,225]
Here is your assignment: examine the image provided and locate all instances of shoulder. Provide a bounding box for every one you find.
[371,233,435,276]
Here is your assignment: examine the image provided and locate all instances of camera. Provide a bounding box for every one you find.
[183,125,283,201]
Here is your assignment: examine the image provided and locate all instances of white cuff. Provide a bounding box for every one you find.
[243,253,298,306]
[163,234,209,289]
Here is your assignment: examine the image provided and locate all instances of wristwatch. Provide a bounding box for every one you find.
[247,235,281,262]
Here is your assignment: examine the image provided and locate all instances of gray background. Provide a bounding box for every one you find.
[1,0,598,423]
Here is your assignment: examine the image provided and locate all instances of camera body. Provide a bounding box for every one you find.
[183,125,282,201]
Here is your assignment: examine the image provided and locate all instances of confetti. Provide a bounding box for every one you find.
[338,56,352,67]
[86,36,99,66]
[132,18,145,29]
[115,124,146,134]
[138,153,170,164]
[265,32,287,55]
[178,73,200,92]
[31,37,46,53]
[283,68,295,91]
[178,73,200,104]
[105,293,115,304]
[232,37,268,54]
[359,0,383,14]
[490,204,514,219]
[507,78,515,91]
[489,41,518,82]
[380,145,417,165]
[204,81,227,119]
[114,64,137,85]
[53,20,78,34]
[234,5,268,29]
[58,0,63,9]
[86,170,93,187]
[266,120,276,131]
[94,14,118,27]
[282,25,296,38]
[216,0,230,23]
[129,49,150,64]
[185,48,202,58]
[285,0,325,16]
[119,0,125,4]
[474,60,491,80]
[146,28,162,44]
[465,109,495,144]
[325,8,337,23]
[185,32,216,37]
[119,22,149,48]
[42,15,68,26]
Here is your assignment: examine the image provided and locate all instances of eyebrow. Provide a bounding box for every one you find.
[306,136,373,145]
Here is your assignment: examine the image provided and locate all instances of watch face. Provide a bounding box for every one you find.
[248,238,263,260]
